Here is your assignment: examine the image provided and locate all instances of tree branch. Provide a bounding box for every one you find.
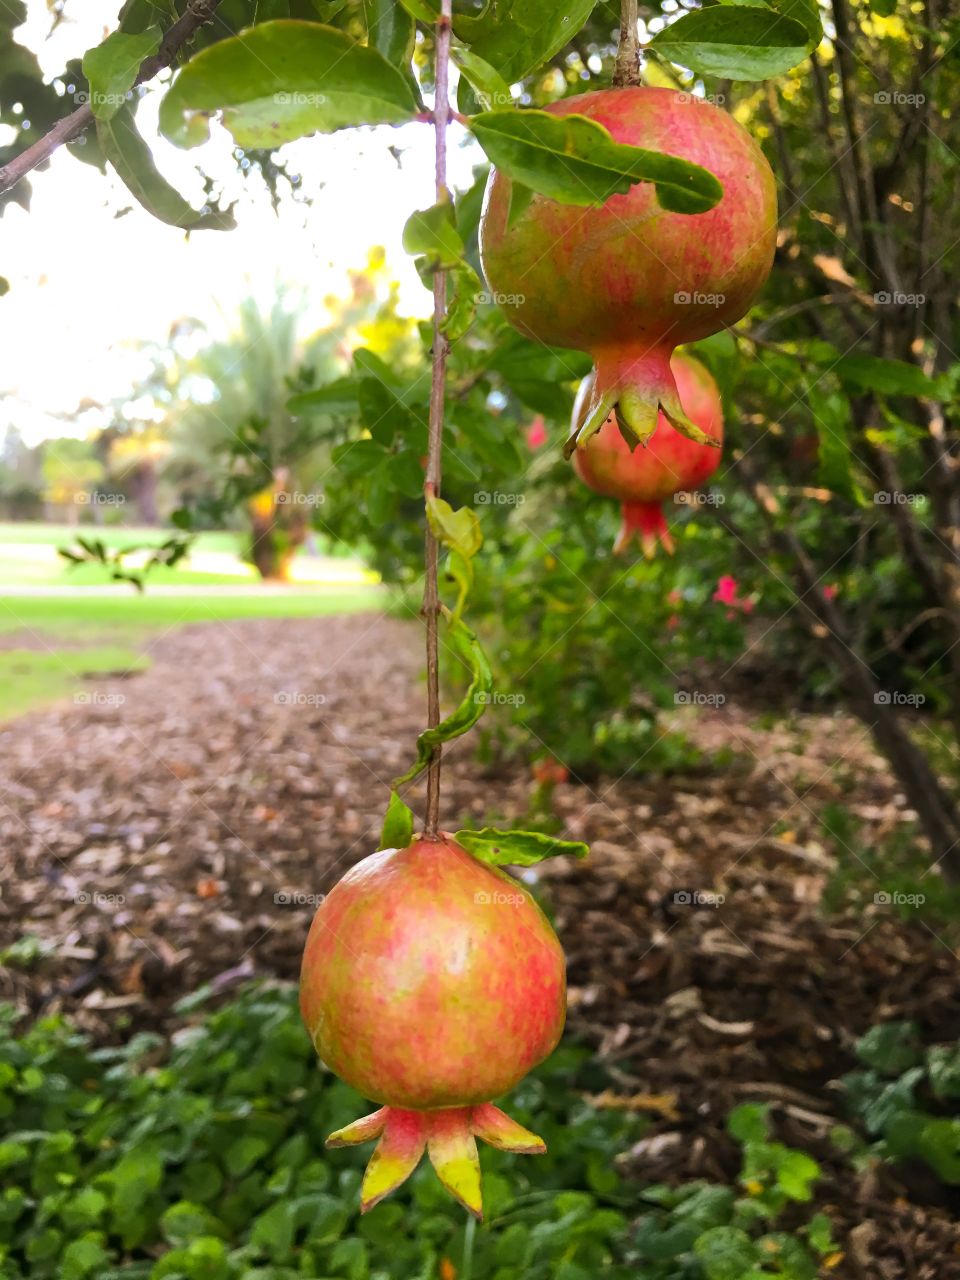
[613,0,641,87]
[0,0,223,198]
[421,0,453,839]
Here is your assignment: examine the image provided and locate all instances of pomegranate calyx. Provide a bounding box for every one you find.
[327,1102,547,1219]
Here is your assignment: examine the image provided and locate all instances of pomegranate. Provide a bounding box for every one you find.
[573,351,723,556]
[300,834,566,1217]
[479,87,775,452]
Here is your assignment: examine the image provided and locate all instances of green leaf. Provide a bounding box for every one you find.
[288,376,362,414]
[855,1021,921,1074]
[807,387,863,505]
[392,612,492,788]
[397,0,438,19]
[463,0,596,84]
[694,1226,760,1280]
[774,1148,820,1200]
[451,45,512,111]
[363,0,415,66]
[426,495,483,559]
[403,197,464,268]
[471,109,723,214]
[82,26,160,120]
[727,1102,770,1144]
[444,546,473,621]
[915,1117,960,1183]
[380,789,415,850]
[650,7,813,81]
[453,827,589,866]
[159,20,418,150]
[773,0,824,41]
[443,261,482,341]
[834,355,939,397]
[927,1044,960,1100]
[97,102,235,230]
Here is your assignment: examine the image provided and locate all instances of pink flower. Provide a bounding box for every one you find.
[712,575,739,606]
[526,417,547,449]
[823,584,838,600]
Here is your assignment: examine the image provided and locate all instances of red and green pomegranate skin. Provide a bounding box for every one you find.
[480,87,775,451]
[300,834,566,1217]
[574,351,723,557]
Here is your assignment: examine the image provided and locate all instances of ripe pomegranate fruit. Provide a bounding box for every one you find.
[573,351,723,556]
[479,87,775,452]
[300,834,566,1218]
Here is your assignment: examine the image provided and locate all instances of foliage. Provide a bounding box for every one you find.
[841,1022,960,1185]
[0,984,645,1280]
[633,1105,837,1279]
[0,987,842,1280]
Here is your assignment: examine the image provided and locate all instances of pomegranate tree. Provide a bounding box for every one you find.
[480,87,776,453]
[300,834,566,1218]
[573,351,723,556]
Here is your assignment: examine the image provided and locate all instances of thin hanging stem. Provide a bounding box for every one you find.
[422,0,453,839]
[613,0,641,87]
[461,1213,477,1280]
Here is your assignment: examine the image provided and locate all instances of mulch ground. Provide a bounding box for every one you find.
[1,612,958,1279]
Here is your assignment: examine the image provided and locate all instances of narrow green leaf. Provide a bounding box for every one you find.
[454,827,589,866]
[403,197,464,267]
[159,20,418,150]
[444,547,473,621]
[380,790,415,850]
[97,103,235,230]
[650,7,812,81]
[471,109,722,214]
[450,46,512,111]
[392,613,492,788]
[442,262,482,341]
[82,26,161,120]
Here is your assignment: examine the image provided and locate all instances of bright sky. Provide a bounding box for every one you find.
[2,1,481,444]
